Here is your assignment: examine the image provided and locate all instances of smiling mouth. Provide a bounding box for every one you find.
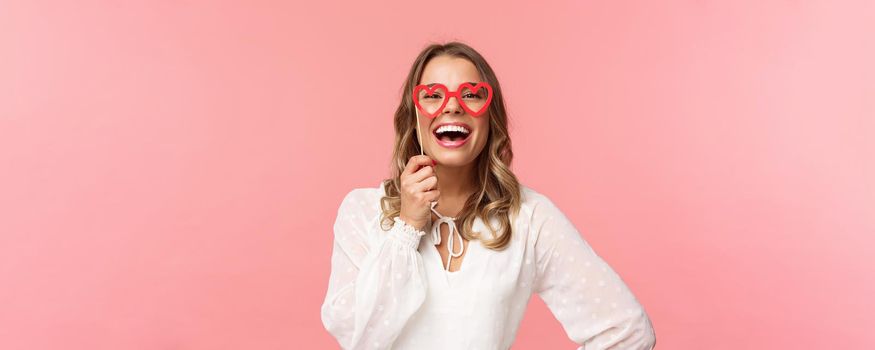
[433,130,470,142]
[432,128,471,149]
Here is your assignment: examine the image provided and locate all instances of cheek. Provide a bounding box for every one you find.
[416,116,431,135]
[473,124,489,148]
[476,121,489,141]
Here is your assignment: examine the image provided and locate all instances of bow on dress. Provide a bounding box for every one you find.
[429,201,465,272]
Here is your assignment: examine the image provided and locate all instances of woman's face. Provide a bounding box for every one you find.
[415,55,490,168]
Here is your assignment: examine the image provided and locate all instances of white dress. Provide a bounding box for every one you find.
[321,181,657,350]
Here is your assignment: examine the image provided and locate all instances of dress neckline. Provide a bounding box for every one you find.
[429,201,468,273]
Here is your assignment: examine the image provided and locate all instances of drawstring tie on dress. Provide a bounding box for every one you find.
[429,201,465,272]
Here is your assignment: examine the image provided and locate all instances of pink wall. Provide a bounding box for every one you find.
[1,0,873,349]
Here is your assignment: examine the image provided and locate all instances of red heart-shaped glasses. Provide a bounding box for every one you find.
[412,82,494,119]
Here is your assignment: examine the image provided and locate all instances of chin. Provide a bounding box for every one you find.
[435,153,479,166]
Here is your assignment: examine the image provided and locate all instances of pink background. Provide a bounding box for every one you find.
[1,1,873,349]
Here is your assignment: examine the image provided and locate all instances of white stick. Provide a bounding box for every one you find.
[414,109,437,213]
[415,109,424,156]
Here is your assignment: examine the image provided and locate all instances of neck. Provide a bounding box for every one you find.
[434,160,478,200]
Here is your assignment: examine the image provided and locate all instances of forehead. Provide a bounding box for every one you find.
[419,55,483,89]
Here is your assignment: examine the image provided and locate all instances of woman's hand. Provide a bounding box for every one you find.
[399,155,440,231]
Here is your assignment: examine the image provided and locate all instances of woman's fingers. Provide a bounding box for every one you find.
[424,188,440,202]
[409,163,436,184]
[402,155,435,177]
[398,155,440,229]
[414,174,438,193]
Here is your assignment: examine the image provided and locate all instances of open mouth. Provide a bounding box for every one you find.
[432,124,472,148]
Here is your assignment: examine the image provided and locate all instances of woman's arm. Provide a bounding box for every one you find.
[320,189,428,349]
[532,195,657,350]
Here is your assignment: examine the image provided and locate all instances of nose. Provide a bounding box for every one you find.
[443,94,463,115]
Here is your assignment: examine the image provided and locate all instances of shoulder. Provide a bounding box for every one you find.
[337,183,385,224]
[337,181,386,215]
[518,183,562,219]
[518,183,546,205]
[513,183,581,249]
[332,182,387,243]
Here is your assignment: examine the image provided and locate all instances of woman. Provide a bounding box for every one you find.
[320,41,657,350]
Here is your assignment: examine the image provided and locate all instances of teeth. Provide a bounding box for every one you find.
[434,125,471,134]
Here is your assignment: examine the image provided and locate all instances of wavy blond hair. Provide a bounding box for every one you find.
[378,41,522,251]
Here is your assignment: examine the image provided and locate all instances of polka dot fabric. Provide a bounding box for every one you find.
[320,182,656,349]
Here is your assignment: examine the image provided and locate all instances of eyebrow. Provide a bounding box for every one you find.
[426,81,480,87]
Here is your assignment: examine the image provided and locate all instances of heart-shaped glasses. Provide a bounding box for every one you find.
[412,82,494,118]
